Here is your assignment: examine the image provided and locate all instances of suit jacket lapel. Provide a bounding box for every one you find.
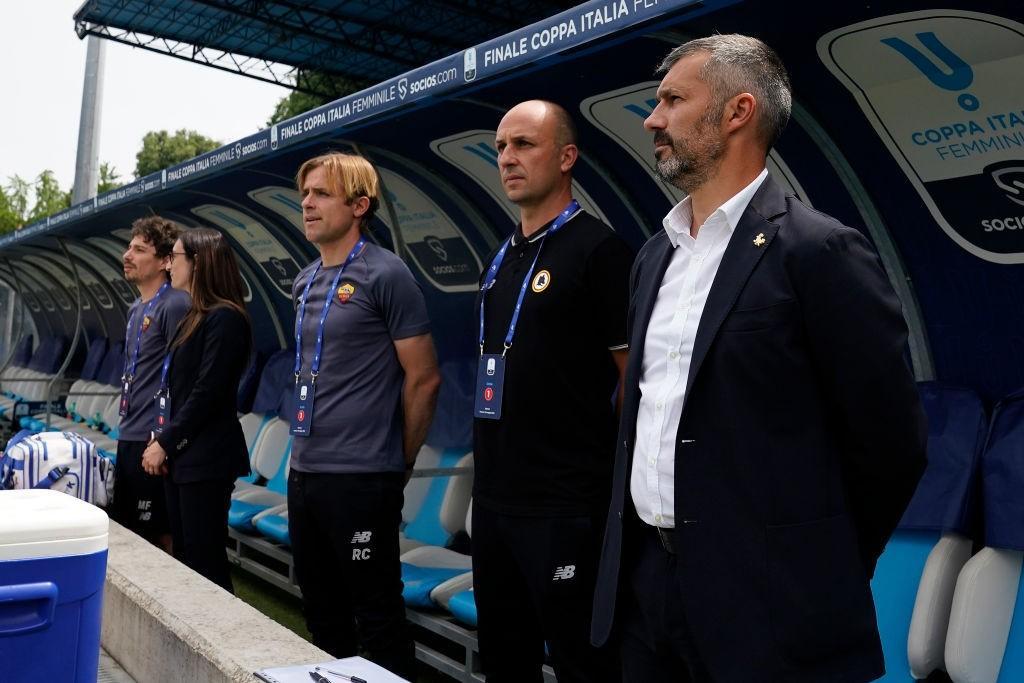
[682,176,789,406]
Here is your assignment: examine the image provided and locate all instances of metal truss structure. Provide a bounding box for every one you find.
[74,0,576,96]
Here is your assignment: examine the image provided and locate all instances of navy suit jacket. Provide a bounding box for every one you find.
[591,176,927,683]
[157,306,252,485]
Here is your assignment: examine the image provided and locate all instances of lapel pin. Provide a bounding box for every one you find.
[753,232,766,247]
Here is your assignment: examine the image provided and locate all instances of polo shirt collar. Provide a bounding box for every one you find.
[510,206,582,246]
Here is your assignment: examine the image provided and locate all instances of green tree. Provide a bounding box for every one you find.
[98,162,121,193]
[0,182,26,234]
[134,129,221,177]
[267,70,365,125]
[28,171,71,223]
[5,176,31,222]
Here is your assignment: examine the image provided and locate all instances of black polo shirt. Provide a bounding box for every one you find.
[473,210,634,516]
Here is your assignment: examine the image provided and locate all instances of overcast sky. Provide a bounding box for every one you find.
[0,2,290,192]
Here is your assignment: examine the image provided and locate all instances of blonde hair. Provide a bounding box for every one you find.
[295,152,380,223]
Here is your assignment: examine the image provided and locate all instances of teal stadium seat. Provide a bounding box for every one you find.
[228,417,292,530]
[944,388,1024,683]
[871,383,986,682]
[398,453,474,608]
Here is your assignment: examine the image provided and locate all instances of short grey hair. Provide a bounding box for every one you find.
[658,34,792,151]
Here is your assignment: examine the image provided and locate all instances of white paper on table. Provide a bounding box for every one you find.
[254,656,409,683]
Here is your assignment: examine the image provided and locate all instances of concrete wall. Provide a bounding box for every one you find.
[102,521,329,682]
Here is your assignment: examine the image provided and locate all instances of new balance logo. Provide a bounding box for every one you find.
[351,531,372,544]
[552,565,576,581]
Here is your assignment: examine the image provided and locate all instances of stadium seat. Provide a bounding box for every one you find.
[233,412,274,493]
[55,340,124,432]
[434,501,476,625]
[398,455,474,608]
[0,337,69,417]
[447,588,478,628]
[252,503,290,546]
[228,417,292,530]
[8,335,33,368]
[872,382,987,682]
[945,388,1024,683]
[25,338,109,432]
[400,447,472,553]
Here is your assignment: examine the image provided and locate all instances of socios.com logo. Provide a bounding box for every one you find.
[398,78,408,100]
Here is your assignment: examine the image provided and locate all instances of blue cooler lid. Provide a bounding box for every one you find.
[0,490,108,561]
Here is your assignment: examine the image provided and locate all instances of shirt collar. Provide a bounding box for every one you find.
[661,167,770,248]
[510,207,581,246]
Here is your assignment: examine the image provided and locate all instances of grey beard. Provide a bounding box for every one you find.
[656,155,707,195]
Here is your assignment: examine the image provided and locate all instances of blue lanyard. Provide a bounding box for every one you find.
[478,200,580,356]
[158,352,172,392]
[123,282,170,381]
[294,238,366,382]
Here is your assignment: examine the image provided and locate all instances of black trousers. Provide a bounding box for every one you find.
[620,524,712,683]
[163,477,235,592]
[287,469,414,680]
[471,503,618,683]
[112,440,169,542]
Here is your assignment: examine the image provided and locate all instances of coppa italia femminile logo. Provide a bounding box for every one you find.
[819,11,1024,263]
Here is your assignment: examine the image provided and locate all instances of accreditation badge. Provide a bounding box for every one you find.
[289,379,315,436]
[119,379,131,417]
[153,389,171,434]
[473,354,506,420]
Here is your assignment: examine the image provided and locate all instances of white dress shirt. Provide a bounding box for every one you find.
[630,168,769,528]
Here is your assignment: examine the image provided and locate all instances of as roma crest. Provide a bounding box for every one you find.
[337,282,356,303]
[142,315,152,332]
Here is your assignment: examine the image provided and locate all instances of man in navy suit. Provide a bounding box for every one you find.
[590,34,927,682]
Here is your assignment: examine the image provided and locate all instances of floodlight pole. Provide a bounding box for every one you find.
[72,36,106,204]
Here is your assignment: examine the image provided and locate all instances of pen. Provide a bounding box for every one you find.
[314,665,368,683]
[309,672,332,683]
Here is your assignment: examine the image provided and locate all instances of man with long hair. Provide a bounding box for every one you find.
[288,152,440,678]
[114,215,190,551]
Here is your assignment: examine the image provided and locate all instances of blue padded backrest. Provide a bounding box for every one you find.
[425,359,474,451]
[80,338,108,381]
[45,336,69,373]
[11,335,33,367]
[96,341,125,386]
[899,382,987,534]
[236,350,267,414]
[983,388,1024,550]
[65,338,88,376]
[26,337,58,372]
[251,349,292,416]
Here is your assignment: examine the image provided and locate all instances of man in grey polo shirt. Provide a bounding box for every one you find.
[113,216,191,551]
[288,152,441,678]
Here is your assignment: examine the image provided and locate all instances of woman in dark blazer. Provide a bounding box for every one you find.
[142,227,251,592]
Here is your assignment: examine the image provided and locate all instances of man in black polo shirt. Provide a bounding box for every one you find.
[473,100,633,683]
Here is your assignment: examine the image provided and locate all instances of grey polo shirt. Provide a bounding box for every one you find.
[290,243,431,473]
[118,286,191,441]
